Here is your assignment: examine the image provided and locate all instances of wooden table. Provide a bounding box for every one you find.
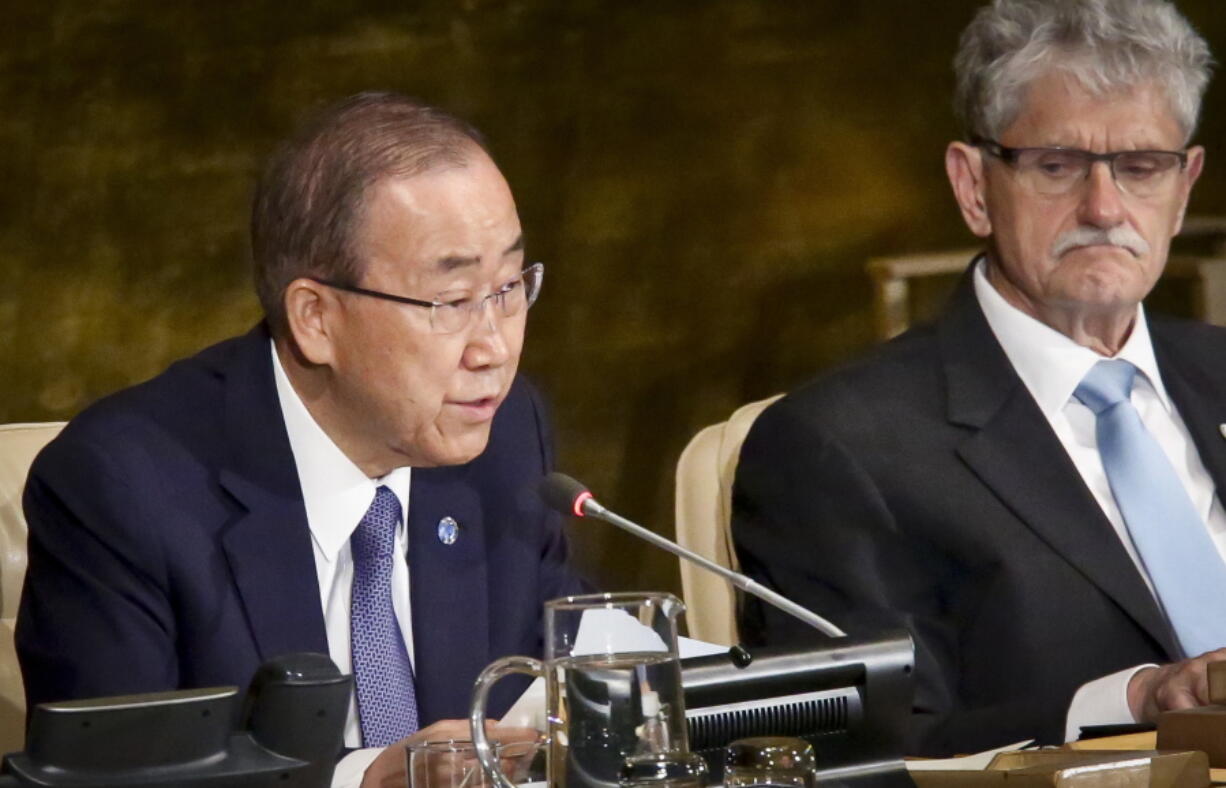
[1068,730,1226,783]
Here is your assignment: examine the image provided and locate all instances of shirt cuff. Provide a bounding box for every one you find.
[332,746,385,788]
[1064,663,1158,742]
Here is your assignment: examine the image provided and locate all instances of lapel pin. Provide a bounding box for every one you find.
[437,516,460,546]
[1220,424,1226,440]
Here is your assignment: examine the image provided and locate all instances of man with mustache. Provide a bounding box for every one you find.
[733,0,1226,756]
[18,93,583,787]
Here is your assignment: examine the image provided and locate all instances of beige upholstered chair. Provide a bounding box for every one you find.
[674,395,781,646]
[0,422,65,753]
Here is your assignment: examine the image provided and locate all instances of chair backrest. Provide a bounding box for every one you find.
[0,422,66,753]
[866,249,979,340]
[674,396,781,645]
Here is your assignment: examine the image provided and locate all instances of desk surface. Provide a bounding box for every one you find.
[1068,730,1226,783]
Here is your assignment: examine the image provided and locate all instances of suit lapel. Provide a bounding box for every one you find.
[1152,324,1226,496]
[408,464,490,722]
[940,274,1178,656]
[217,326,330,662]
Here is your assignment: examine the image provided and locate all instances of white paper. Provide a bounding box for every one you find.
[678,635,732,658]
[571,608,670,655]
[496,611,730,729]
[904,740,1035,771]
[499,676,548,729]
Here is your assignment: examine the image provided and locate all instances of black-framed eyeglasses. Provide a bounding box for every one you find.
[311,262,544,335]
[974,138,1188,199]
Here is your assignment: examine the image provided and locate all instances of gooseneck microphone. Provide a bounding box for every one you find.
[539,472,846,638]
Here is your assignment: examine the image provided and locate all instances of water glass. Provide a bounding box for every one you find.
[407,738,546,788]
[723,737,818,788]
[619,750,709,788]
[407,740,486,788]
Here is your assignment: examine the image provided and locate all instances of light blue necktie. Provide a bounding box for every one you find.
[1075,359,1226,657]
[350,485,420,747]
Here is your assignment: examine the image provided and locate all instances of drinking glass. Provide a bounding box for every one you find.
[407,740,486,788]
[408,738,547,788]
[723,737,818,788]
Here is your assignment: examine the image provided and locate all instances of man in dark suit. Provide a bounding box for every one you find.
[18,93,583,787]
[733,0,1226,757]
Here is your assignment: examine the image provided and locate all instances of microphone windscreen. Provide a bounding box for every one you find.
[539,472,591,515]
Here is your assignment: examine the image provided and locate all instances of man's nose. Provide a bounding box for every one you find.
[462,302,511,369]
[1077,161,1127,228]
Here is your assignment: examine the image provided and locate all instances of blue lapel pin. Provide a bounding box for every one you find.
[437,516,460,545]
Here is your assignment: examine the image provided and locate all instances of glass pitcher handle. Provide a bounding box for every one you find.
[470,655,544,788]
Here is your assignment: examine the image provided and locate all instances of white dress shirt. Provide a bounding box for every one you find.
[272,342,415,785]
[971,260,1226,741]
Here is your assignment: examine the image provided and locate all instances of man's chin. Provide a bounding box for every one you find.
[1057,252,1155,297]
[1055,279,1149,315]
[423,430,494,468]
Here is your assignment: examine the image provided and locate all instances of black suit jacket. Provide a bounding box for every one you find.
[732,274,1226,756]
[18,324,584,722]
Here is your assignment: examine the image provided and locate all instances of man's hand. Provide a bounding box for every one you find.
[1128,648,1226,724]
[360,719,541,788]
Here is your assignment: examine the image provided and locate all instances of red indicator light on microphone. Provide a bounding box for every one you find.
[573,491,593,517]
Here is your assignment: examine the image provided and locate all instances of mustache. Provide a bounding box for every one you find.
[1050,226,1151,258]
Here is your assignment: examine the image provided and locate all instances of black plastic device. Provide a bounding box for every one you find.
[0,652,351,787]
[682,632,916,788]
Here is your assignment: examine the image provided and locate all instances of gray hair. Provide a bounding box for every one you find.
[954,0,1213,143]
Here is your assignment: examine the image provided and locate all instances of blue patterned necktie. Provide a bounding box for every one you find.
[1074,359,1226,657]
[350,485,419,747]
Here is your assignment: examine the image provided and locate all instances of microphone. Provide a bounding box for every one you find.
[539,472,846,638]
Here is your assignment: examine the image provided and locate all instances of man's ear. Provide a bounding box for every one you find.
[1172,144,1205,236]
[946,141,993,238]
[283,278,339,366]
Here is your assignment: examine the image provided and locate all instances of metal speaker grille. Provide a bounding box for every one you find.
[686,692,849,751]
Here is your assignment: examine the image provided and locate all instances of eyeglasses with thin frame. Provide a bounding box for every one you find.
[974,138,1189,199]
[310,262,544,334]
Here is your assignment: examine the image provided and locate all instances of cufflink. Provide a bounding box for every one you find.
[437,516,460,545]
[1220,424,1226,440]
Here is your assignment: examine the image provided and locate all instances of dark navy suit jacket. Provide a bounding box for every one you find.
[18,324,583,723]
[733,272,1226,755]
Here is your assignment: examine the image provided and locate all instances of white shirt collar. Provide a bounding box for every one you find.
[972,257,1172,419]
[271,341,411,562]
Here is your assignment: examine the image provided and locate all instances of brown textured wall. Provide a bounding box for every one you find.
[5,1,1226,602]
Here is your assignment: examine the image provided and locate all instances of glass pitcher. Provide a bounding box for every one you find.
[471,592,688,788]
